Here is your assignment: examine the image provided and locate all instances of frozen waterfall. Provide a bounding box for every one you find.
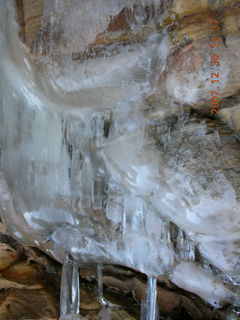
[0,0,240,319]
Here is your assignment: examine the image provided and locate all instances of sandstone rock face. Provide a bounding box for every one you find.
[0,0,240,319]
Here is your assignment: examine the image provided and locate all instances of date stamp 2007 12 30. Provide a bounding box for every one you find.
[209,19,222,114]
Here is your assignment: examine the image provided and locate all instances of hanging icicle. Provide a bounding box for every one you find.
[144,277,158,320]
[60,253,82,320]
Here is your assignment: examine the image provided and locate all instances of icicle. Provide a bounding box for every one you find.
[97,263,119,308]
[96,263,111,320]
[91,114,105,148]
[177,229,195,261]
[71,262,80,314]
[97,263,107,307]
[92,173,105,210]
[60,253,81,319]
[60,256,73,316]
[96,263,119,320]
[145,277,158,320]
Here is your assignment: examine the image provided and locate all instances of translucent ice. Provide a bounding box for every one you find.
[0,0,240,318]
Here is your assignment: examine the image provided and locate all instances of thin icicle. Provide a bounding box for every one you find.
[97,263,107,307]
[96,263,120,320]
[97,263,119,309]
[60,255,73,316]
[71,262,80,314]
[145,277,158,320]
[96,263,112,320]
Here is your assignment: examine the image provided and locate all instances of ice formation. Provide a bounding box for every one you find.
[0,0,240,319]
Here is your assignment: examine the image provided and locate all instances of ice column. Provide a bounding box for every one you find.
[60,253,81,319]
[143,277,158,320]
